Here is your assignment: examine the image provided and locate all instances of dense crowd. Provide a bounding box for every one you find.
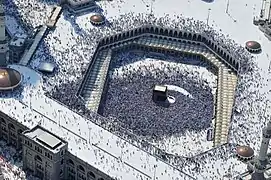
[27,4,259,179]
[0,140,41,180]
[6,0,53,31]
[33,10,265,180]
[101,51,214,141]
[2,0,268,179]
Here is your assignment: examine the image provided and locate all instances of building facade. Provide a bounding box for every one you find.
[9,34,27,63]
[22,126,68,180]
[0,111,111,180]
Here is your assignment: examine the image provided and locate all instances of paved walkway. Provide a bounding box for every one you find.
[19,25,47,66]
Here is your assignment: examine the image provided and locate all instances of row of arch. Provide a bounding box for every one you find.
[1,118,23,145]
[1,118,23,133]
[98,26,239,71]
[68,158,104,180]
[102,36,234,73]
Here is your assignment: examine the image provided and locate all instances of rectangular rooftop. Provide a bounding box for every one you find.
[23,125,66,152]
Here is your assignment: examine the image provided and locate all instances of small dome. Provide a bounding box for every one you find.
[245,41,261,51]
[90,13,105,25]
[0,68,22,90]
[236,145,254,159]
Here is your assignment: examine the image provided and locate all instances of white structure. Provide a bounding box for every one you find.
[59,0,97,13]
[240,121,271,179]
[0,0,8,66]
[249,121,271,180]
[258,122,271,162]
[254,0,271,40]
[260,0,271,22]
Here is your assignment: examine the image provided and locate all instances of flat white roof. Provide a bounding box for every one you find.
[25,127,63,150]
[37,131,62,149]
[38,62,55,73]
[154,85,167,92]
[1,65,192,180]
[10,37,26,47]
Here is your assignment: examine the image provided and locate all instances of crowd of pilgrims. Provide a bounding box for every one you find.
[5,0,53,31]
[1,0,267,179]
[0,140,40,180]
[101,51,214,144]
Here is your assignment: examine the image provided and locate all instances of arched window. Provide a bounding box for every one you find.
[101,39,105,45]
[35,155,42,162]
[1,118,5,125]
[192,34,197,40]
[188,33,192,39]
[184,32,187,39]
[179,31,183,38]
[173,31,177,37]
[68,159,74,166]
[197,34,202,41]
[8,123,15,129]
[169,30,173,36]
[160,28,163,34]
[87,171,95,179]
[164,29,168,35]
[226,55,229,61]
[78,165,85,172]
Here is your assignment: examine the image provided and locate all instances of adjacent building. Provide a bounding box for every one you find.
[59,0,98,13]
[22,126,68,180]
[0,0,8,66]
[0,112,111,180]
[9,33,27,63]
[254,0,271,40]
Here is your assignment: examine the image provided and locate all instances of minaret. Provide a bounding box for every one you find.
[0,0,8,66]
[252,121,271,180]
[259,121,271,162]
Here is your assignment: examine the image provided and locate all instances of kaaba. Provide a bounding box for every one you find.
[153,85,168,102]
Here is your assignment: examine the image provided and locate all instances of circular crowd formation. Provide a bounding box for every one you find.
[0,68,22,91]
[100,52,214,141]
